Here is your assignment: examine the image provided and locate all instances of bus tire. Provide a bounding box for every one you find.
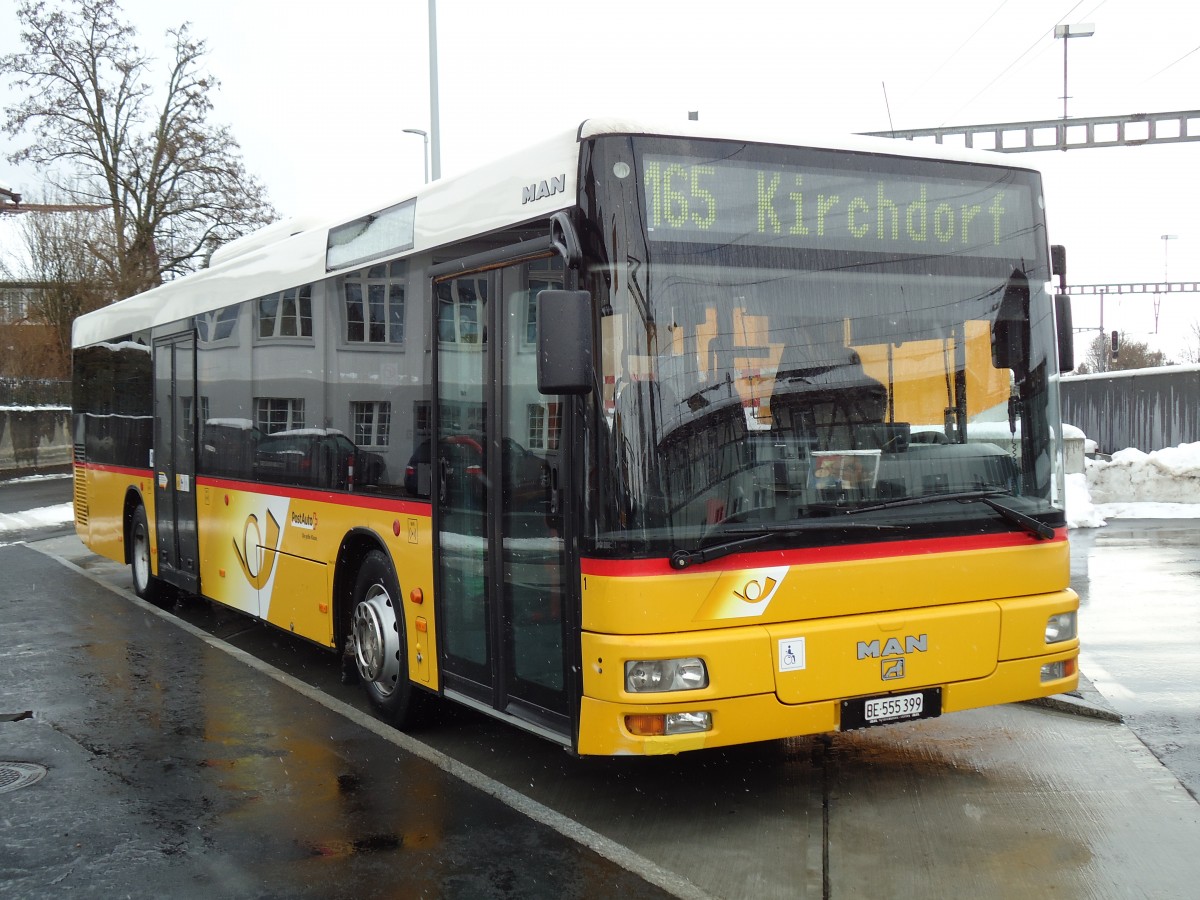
[350,549,427,726]
[130,504,165,602]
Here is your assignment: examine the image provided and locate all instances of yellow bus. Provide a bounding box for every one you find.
[71,118,1079,755]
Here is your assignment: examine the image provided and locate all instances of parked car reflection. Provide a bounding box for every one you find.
[404,435,549,511]
[253,428,386,491]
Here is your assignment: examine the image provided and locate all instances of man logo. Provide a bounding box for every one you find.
[521,174,566,205]
[233,509,281,590]
[856,634,928,659]
[882,658,906,680]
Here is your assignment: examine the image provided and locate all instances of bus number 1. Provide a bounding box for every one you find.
[644,161,717,232]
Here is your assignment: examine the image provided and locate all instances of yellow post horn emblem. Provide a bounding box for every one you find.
[233,509,281,590]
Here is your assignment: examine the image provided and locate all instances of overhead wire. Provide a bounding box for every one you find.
[914,1,1013,94]
[1145,43,1200,81]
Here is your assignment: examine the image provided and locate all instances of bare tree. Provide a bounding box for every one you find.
[1180,321,1200,365]
[20,198,112,367]
[1,0,277,299]
[1076,331,1173,374]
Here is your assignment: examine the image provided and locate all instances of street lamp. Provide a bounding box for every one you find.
[1161,234,1179,282]
[1155,234,1179,333]
[403,128,430,184]
[1054,23,1095,123]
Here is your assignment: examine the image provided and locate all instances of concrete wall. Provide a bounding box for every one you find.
[0,407,72,478]
[1060,366,1200,455]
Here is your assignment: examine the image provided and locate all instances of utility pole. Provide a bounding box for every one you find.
[428,0,441,181]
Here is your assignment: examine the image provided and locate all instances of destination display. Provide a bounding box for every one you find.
[641,153,1038,258]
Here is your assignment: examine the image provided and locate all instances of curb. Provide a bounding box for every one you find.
[1022,671,1124,723]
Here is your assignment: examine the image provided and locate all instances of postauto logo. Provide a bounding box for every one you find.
[233,509,281,590]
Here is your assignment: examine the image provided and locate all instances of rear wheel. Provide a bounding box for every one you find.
[130,504,165,602]
[350,550,429,726]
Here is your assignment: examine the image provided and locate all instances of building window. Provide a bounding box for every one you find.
[255,398,305,434]
[182,396,210,426]
[526,402,562,450]
[344,260,406,344]
[0,287,34,324]
[527,404,545,450]
[465,403,486,435]
[524,258,564,346]
[352,401,391,447]
[258,285,313,338]
[436,277,487,344]
[197,304,239,343]
[414,401,431,440]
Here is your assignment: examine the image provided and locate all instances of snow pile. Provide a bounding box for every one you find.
[1069,441,1200,528]
[1086,443,1200,505]
[0,503,74,535]
[0,474,75,538]
[1066,473,1107,529]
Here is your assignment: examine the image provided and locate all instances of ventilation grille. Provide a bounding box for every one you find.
[73,448,88,526]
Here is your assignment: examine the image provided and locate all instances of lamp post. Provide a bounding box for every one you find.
[403,128,430,184]
[1162,234,1179,282]
[427,0,441,181]
[1054,23,1095,123]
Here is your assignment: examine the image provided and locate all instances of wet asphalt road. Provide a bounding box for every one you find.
[4,476,1200,897]
[0,539,675,900]
[1071,519,1200,801]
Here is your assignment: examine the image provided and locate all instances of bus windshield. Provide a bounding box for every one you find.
[583,135,1063,558]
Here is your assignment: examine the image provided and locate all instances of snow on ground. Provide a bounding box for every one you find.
[1071,441,1200,528]
[2,444,1199,536]
[0,502,75,534]
[0,473,74,537]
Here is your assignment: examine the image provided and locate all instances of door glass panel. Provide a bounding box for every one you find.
[435,258,570,723]
[502,258,567,710]
[152,335,199,585]
[174,337,198,579]
[437,276,491,685]
[153,343,177,572]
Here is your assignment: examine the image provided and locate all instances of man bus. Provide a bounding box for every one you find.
[72,118,1078,756]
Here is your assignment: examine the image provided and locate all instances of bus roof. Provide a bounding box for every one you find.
[72,117,1039,349]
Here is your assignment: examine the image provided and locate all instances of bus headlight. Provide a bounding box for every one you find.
[1045,611,1077,644]
[624,711,713,735]
[624,657,709,693]
[1041,658,1077,682]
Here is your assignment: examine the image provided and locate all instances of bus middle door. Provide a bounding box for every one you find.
[152,331,200,595]
[433,256,573,742]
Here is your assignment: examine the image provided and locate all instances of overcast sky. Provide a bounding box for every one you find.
[2,0,1199,359]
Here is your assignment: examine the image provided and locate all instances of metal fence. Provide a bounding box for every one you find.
[1059,367,1200,454]
[0,378,70,407]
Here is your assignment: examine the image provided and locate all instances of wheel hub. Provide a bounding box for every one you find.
[351,586,401,691]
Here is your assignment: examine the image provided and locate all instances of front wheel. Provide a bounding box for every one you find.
[349,550,429,726]
[130,504,165,602]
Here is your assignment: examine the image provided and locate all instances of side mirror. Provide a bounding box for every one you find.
[1050,244,1067,282]
[1055,293,1075,373]
[992,272,1030,382]
[536,289,593,395]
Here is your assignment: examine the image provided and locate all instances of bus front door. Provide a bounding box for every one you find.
[152,332,200,594]
[434,258,572,741]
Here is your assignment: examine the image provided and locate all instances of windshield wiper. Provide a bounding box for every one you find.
[669,521,910,570]
[847,490,1056,541]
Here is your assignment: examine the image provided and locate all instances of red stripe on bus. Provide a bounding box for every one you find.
[195,475,433,517]
[580,528,1067,577]
[82,462,153,479]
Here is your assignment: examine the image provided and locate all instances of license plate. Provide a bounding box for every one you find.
[841,688,941,730]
